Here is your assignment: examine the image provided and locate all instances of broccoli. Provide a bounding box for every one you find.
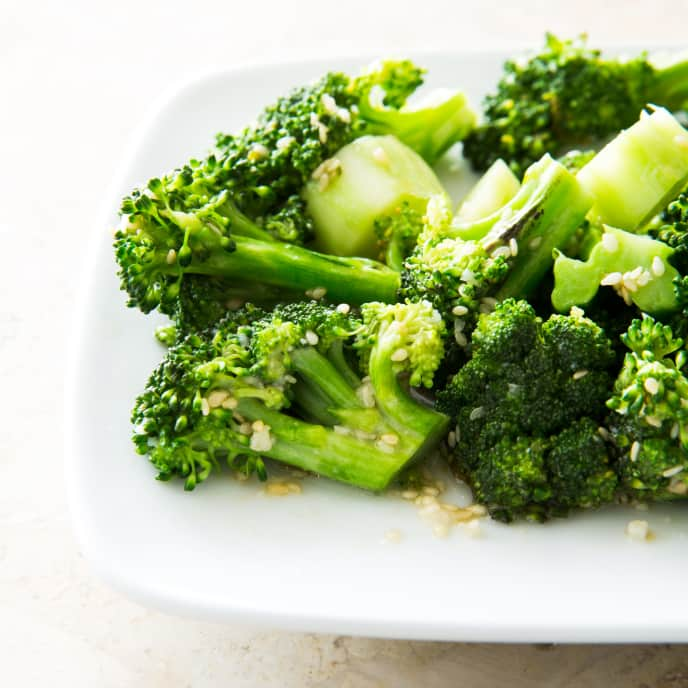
[436,299,618,522]
[121,60,474,253]
[607,316,688,501]
[551,107,688,315]
[463,33,688,176]
[400,154,592,335]
[132,300,449,491]
[302,135,448,263]
[114,188,400,319]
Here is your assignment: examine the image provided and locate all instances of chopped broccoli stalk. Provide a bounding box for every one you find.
[577,107,688,230]
[552,226,680,314]
[132,301,449,491]
[454,159,521,225]
[436,299,617,521]
[607,316,688,501]
[464,33,688,176]
[115,186,400,317]
[303,135,447,260]
[401,155,591,330]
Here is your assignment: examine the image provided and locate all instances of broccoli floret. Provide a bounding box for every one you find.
[464,33,688,176]
[437,299,617,521]
[132,301,449,491]
[114,189,400,318]
[606,316,688,501]
[400,155,592,334]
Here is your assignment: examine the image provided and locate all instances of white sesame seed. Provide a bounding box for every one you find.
[625,519,651,541]
[381,433,399,446]
[247,144,269,162]
[481,296,498,308]
[207,389,229,408]
[252,420,265,432]
[491,245,512,259]
[166,248,177,265]
[372,146,389,165]
[333,425,351,436]
[356,380,376,409]
[250,425,273,452]
[305,330,319,346]
[452,305,469,316]
[276,136,295,151]
[337,107,351,123]
[509,238,519,256]
[598,426,611,441]
[601,272,623,286]
[671,423,680,439]
[447,430,456,448]
[645,415,662,428]
[572,369,588,380]
[469,406,485,421]
[383,528,403,543]
[239,422,253,435]
[336,303,350,314]
[391,348,408,362]
[287,481,302,494]
[652,256,666,277]
[630,441,641,462]
[454,330,468,347]
[461,268,477,284]
[320,93,338,114]
[601,232,619,253]
[668,478,688,495]
[662,465,684,478]
[200,398,210,416]
[422,486,440,497]
[265,482,290,496]
[644,377,660,395]
[221,397,238,410]
[570,306,585,318]
[454,318,465,332]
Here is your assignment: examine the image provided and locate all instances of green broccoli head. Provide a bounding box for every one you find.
[606,315,688,501]
[462,33,688,176]
[437,299,617,521]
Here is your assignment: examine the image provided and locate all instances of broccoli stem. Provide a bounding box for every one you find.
[190,236,400,304]
[236,398,419,490]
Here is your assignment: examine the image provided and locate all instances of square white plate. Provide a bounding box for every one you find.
[66,52,688,642]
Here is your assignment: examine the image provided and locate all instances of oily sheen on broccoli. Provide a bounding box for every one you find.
[464,33,688,176]
[132,301,449,491]
[436,300,618,522]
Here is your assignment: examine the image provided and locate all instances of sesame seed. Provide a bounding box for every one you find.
[166,248,177,265]
[250,424,273,452]
[207,389,229,408]
[491,245,512,259]
[662,465,684,478]
[668,478,688,495]
[630,441,641,462]
[601,272,623,286]
[625,519,651,541]
[572,369,588,380]
[200,398,210,416]
[452,305,469,316]
[252,420,265,432]
[645,415,662,428]
[247,144,269,162]
[381,433,399,446]
[372,146,389,165]
[383,529,403,544]
[469,406,485,421]
[276,136,295,151]
[454,330,468,347]
[356,381,376,409]
[239,422,253,435]
[287,481,302,494]
[337,108,351,123]
[644,377,660,395]
[598,426,611,441]
[305,330,319,346]
[265,482,290,496]
[601,232,619,253]
[461,268,477,284]
[336,303,350,314]
[320,93,338,114]
[671,422,680,439]
[528,236,543,250]
[652,256,666,277]
[391,348,408,362]
[570,306,585,318]
[509,238,519,256]
[422,486,440,497]
[221,397,238,410]
[447,430,456,448]
[333,425,351,436]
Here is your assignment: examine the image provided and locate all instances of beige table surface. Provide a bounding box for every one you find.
[3,0,688,685]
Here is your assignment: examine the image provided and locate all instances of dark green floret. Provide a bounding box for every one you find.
[436,299,617,521]
[464,33,688,176]
[606,316,688,501]
[132,301,449,491]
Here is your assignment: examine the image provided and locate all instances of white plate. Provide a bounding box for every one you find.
[66,53,688,642]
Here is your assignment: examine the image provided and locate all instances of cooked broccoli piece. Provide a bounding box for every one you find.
[302,135,448,263]
[400,155,591,334]
[454,159,521,224]
[464,33,688,176]
[132,301,449,491]
[558,149,596,173]
[652,190,688,274]
[114,189,400,318]
[436,299,617,521]
[607,316,688,501]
